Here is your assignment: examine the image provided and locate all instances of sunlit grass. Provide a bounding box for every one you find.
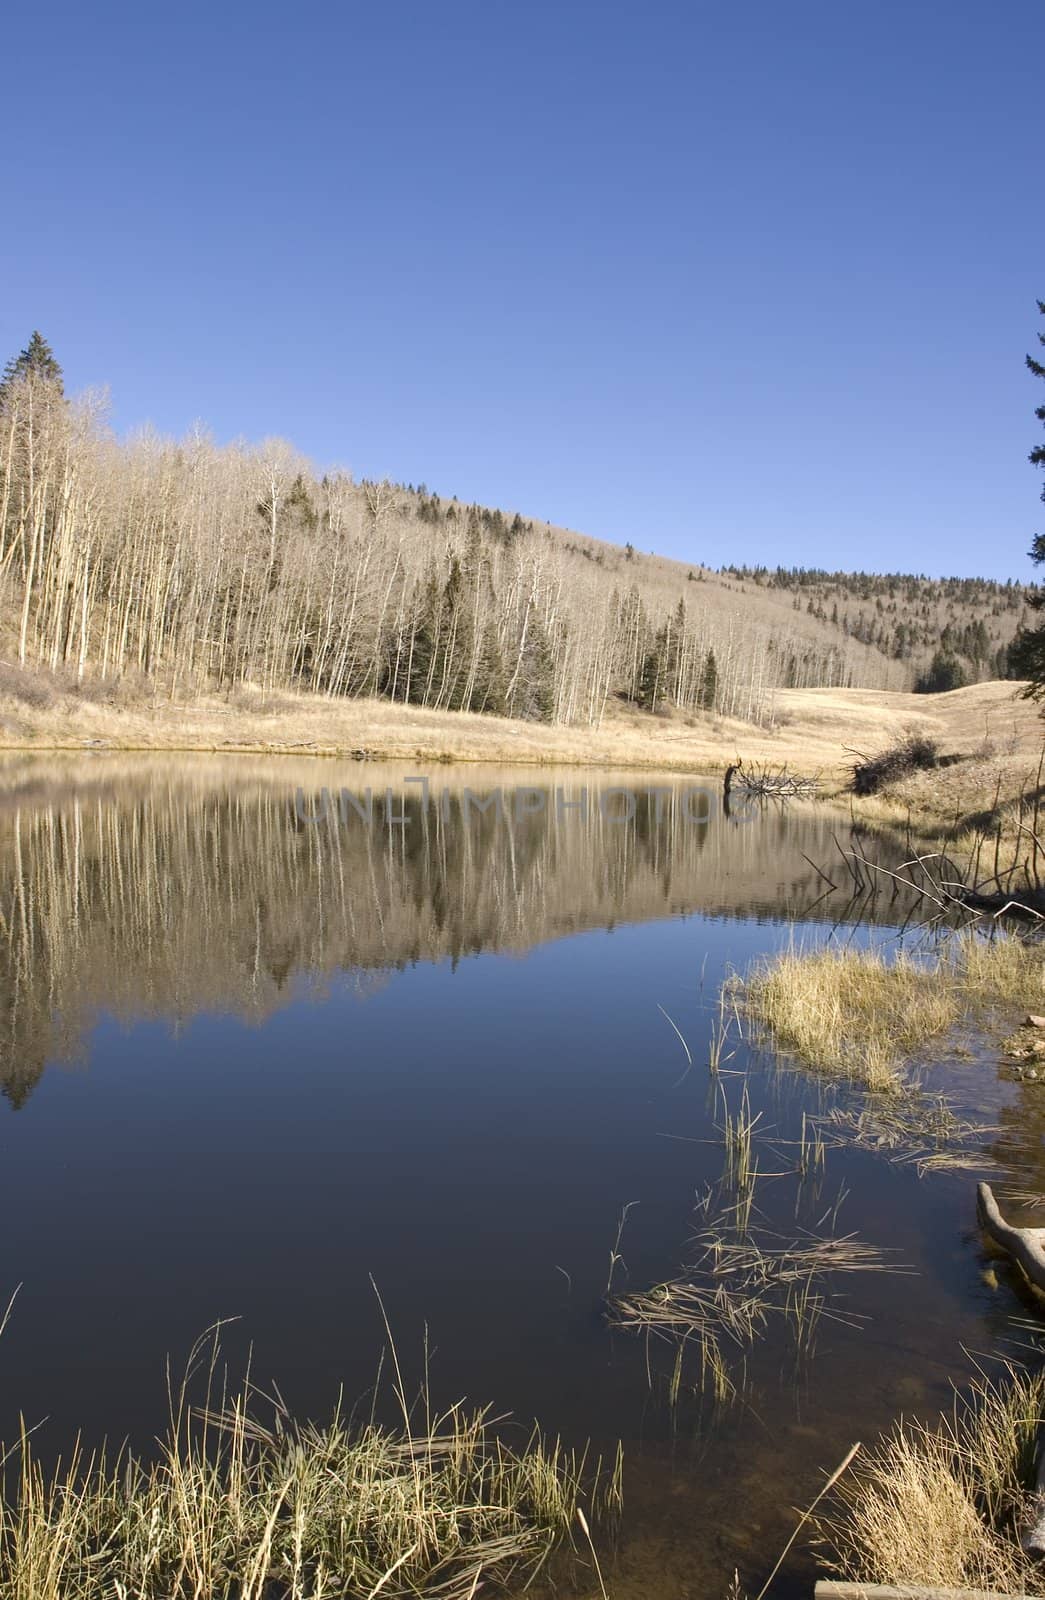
[822,1366,1045,1594]
[738,932,1045,1094]
[0,1330,620,1600]
[739,945,955,1093]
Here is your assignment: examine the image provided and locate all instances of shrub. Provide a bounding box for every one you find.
[851,732,939,795]
[0,662,56,709]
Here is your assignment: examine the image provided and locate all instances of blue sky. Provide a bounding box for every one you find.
[3,1,1043,579]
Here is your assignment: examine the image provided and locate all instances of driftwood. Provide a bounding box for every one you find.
[724,759,819,799]
[975,1184,1045,1557]
[815,1584,1045,1599]
[976,1183,1045,1296]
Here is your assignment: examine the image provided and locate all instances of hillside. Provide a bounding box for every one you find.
[528,525,1029,695]
[0,356,1031,733]
[722,563,1026,681]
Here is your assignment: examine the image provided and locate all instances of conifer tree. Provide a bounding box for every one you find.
[0,331,63,402]
[1010,301,1045,696]
[699,647,718,711]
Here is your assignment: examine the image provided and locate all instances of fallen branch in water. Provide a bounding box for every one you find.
[732,760,820,798]
[975,1186,1045,1556]
[976,1181,1045,1298]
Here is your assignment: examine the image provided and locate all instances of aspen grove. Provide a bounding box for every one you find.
[0,359,907,726]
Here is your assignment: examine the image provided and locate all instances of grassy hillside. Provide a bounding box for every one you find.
[432,501,1030,698]
[523,521,1027,688]
[290,484,1032,702]
[0,365,1031,730]
[722,563,1026,681]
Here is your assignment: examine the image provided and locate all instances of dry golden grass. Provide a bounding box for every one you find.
[740,946,956,1093]
[822,1366,1045,1593]
[0,1330,618,1600]
[782,679,1042,761]
[0,673,1039,776]
[739,934,1045,1093]
[840,745,1045,930]
[850,745,1043,832]
[836,701,1045,878]
[957,934,1045,1007]
[609,1221,898,1403]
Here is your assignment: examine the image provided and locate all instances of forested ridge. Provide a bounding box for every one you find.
[0,334,1027,729]
[723,564,1025,687]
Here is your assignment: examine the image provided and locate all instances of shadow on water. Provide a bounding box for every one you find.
[0,753,1040,1597]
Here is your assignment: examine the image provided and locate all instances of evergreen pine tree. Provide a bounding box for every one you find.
[914,651,967,693]
[1010,301,1045,695]
[638,628,668,712]
[0,331,63,403]
[699,647,718,711]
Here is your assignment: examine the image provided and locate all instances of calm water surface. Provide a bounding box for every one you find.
[0,755,1042,1598]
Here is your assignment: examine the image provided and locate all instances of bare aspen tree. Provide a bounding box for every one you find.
[0,374,924,721]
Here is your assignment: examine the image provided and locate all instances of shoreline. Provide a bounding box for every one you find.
[0,677,1038,779]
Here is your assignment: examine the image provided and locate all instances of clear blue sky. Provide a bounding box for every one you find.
[3,1,1043,580]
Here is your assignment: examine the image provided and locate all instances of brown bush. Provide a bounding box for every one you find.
[0,662,56,709]
[851,732,939,795]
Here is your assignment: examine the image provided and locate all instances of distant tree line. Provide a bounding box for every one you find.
[723,564,1025,688]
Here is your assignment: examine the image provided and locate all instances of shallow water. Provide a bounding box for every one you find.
[0,754,1041,1597]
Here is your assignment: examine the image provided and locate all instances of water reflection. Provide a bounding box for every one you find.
[0,755,902,1109]
[0,754,1017,1600]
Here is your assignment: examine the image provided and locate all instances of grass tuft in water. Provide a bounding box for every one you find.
[738,931,1045,1094]
[720,1083,760,1195]
[607,1197,905,1401]
[0,1329,618,1600]
[821,1365,1045,1595]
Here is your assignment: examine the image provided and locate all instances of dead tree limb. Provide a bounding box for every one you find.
[977,1182,1045,1296]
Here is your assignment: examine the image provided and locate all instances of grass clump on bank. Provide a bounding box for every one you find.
[821,1366,1045,1593]
[0,1336,617,1600]
[843,737,1045,912]
[739,933,1045,1094]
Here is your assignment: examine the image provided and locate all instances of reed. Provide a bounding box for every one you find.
[707,985,737,1077]
[607,1207,903,1397]
[721,1083,760,1193]
[821,1365,1045,1594]
[821,1097,997,1176]
[0,1330,617,1600]
[738,930,1045,1094]
[796,1111,826,1180]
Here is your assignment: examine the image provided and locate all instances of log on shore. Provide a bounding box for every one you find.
[976,1182,1045,1297]
[975,1186,1045,1555]
[815,1583,1045,1598]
